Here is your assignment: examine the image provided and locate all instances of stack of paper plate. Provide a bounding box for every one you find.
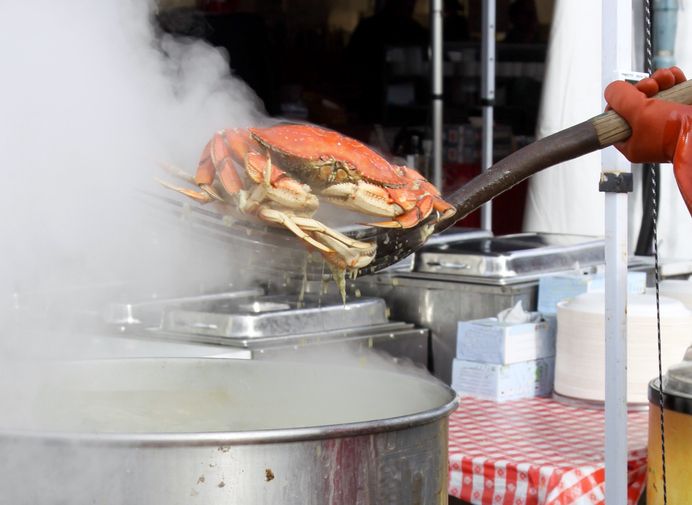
[555,292,692,403]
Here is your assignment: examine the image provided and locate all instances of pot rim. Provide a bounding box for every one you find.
[0,358,459,446]
[648,377,692,415]
[0,395,458,447]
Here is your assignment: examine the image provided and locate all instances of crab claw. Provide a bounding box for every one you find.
[312,231,377,270]
[370,166,456,228]
[157,162,225,203]
[432,196,456,221]
[367,194,434,229]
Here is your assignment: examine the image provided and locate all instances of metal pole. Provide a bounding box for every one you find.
[480,0,495,232]
[431,0,443,191]
[653,0,679,69]
[601,0,632,503]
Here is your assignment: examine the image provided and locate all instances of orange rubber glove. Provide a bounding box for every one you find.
[604,67,692,215]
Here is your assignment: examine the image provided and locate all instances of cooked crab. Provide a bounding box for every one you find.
[160,124,455,273]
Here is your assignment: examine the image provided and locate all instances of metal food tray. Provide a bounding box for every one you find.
[413,232,605,284]
[105,288,264,327]
[382,227,493,272]
[160,294,389,339]
[149,321,424,353]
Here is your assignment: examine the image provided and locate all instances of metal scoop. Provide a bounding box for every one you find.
[150,79,692,280]
[355,78,692,275]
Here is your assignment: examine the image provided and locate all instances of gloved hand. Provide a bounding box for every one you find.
[604,66,692,215]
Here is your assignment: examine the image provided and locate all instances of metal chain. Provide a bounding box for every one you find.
[652,163,668,505]
[644,0,668,503]
[645,0,653,71]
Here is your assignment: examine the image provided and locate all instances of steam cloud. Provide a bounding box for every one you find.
[0,0,267,347]
[0,0,273,499]
[0,5,450,503]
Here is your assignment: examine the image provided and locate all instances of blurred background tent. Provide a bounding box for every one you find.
[523,0,692,260]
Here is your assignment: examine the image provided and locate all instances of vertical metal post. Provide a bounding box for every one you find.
[480,0,495,232]
[602,179,630,505]
[653,0,679,69]
[431,0,443,192]
[601,1,632,503]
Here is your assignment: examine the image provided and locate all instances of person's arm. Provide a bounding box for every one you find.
[604,67,692,215]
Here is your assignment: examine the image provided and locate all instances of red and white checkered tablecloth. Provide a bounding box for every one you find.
[448,396,649,505]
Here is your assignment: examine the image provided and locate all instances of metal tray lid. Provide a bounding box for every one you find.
[160,293,389,339]
[382,227,493,272]
[413,232,605,282]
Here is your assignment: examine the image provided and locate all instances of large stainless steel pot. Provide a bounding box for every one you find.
[0,358,457,505]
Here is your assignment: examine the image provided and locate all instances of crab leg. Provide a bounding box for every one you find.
[397,166,456,222]
[288,216,375,251]
[310,231,376,269]
[246,154,376,265]
[324,181,438,229]
[256,208,332,253]
[157,131,246,203]
[367,194,434,229]
[252,206,376,269]
[432,196,456,221]
[157,179,216,204]
[228,176,323,252]
[319,181,404,217]
[157,162,224,203]
[253,202,376,268]
[207,132,245,196]
[319,179,449,228]
[285,216,376,269]
[243,152,319,212]
[226,152,337,253]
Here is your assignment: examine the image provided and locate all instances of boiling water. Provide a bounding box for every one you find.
[1,358,452,434]
[35,390,241,433]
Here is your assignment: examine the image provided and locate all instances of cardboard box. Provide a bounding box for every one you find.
[456,316,554,364]
[543,313,557,342]
[537,271,647,315]
[451,357,555,402]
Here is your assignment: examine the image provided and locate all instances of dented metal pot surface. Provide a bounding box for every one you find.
[0,358,457,505]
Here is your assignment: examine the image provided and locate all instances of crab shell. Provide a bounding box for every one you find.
[249,124,454,228]
[249,124,405,189]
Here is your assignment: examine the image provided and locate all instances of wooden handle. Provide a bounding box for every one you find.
[439,78,692,231]
[592,78,692,147]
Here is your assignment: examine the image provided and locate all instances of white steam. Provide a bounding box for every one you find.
[0,5,450,502]
[0,2,269,498]
[0,0,266,340]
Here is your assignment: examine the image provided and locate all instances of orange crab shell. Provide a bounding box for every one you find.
[249,124,405,187]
